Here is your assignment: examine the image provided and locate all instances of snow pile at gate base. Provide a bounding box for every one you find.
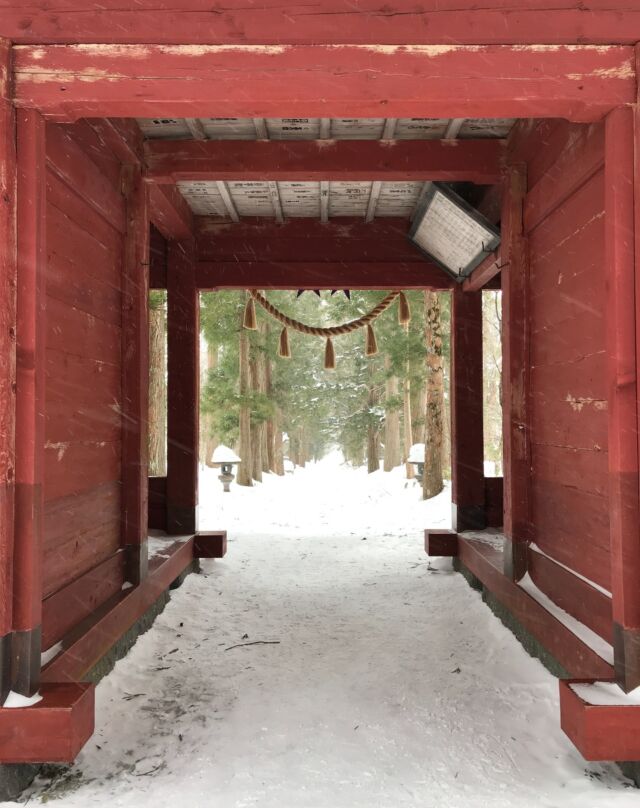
[18,454,639,808]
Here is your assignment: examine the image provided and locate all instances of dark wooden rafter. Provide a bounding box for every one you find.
[11,44,635,122]
[196,261,454,291]
[5,3,640,46]
[146,139,504,185]
[0,39,16,703]
[604,106,640,692]
[86,117,144,166]
[13,107,47,697]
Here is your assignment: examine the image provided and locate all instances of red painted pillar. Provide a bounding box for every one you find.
[121,167,150,584]
[450,285,485,532]
[0,40,17,703]
[501,164,531,581]
[604,106,640,692]
[13,109,46,697]
[166,240,199,535]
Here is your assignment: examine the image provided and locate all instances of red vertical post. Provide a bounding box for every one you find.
[501,163,531,581]
[166,240,199,535]
[0,40,17,703]
[450,285,485,532]
[604,106,640,692]
[121,167,150,583]
[13,108,46,697]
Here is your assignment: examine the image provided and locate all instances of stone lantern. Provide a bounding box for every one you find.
[211,445,241,492]
[407,443,425,484]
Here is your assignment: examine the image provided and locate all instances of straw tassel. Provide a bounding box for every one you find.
[243,294,257,330]
[365,323,378,356]
[324,337,336,370]
[398,291,411,325]
[278,327,291,358]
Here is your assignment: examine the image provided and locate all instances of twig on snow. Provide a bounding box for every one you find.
[224,640,281,652]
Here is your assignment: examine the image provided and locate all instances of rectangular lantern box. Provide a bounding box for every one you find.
[559,678,640,761]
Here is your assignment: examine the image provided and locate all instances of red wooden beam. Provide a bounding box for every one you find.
[4,3,640,47]
[146,139,503,185]
[196,261,452,291]
[462,249,503,293]
[0,682,94,764]
[167,240,199,534]
[196,218,444,265]
[13,108,46,698]
[149,183,194,242]
[450,285,485,531]
[458,536,614,681]
[0,39,16,702]
[501,164,531,582]
[559,679,640,762]
[12,44,635,122]
[42,537,195,684]
[604,106,640,693]
[121,167,150,584]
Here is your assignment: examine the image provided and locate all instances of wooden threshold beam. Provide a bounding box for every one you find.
[12,45,635,122]
[146,139,503,185]
[196,261,453,291]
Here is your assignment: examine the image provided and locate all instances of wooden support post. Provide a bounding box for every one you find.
[604,106,640,692]
[0,40,17,704]
[121,167,150,584]
[450,285,485,532]
[13,109,46,697]
[167,239,199,535]
[501,164,531,581]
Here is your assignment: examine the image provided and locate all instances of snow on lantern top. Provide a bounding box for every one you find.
[211,445,241,466]
[407,443,426,464]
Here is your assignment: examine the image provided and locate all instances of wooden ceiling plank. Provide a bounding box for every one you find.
[320,181,330,223]
[267,181,285,223]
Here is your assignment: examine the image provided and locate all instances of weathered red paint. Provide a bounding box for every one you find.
[196,261,452,292]
[146,139,504,185]
[604,107,640,692]
[4,2,640,46]
[167,239,199,535]
[0,682,95,764]
[12,44,635,122]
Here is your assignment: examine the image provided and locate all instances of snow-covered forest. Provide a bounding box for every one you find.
[148,288,503,495]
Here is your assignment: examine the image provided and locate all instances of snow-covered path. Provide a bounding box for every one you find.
[14,456,638,806]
